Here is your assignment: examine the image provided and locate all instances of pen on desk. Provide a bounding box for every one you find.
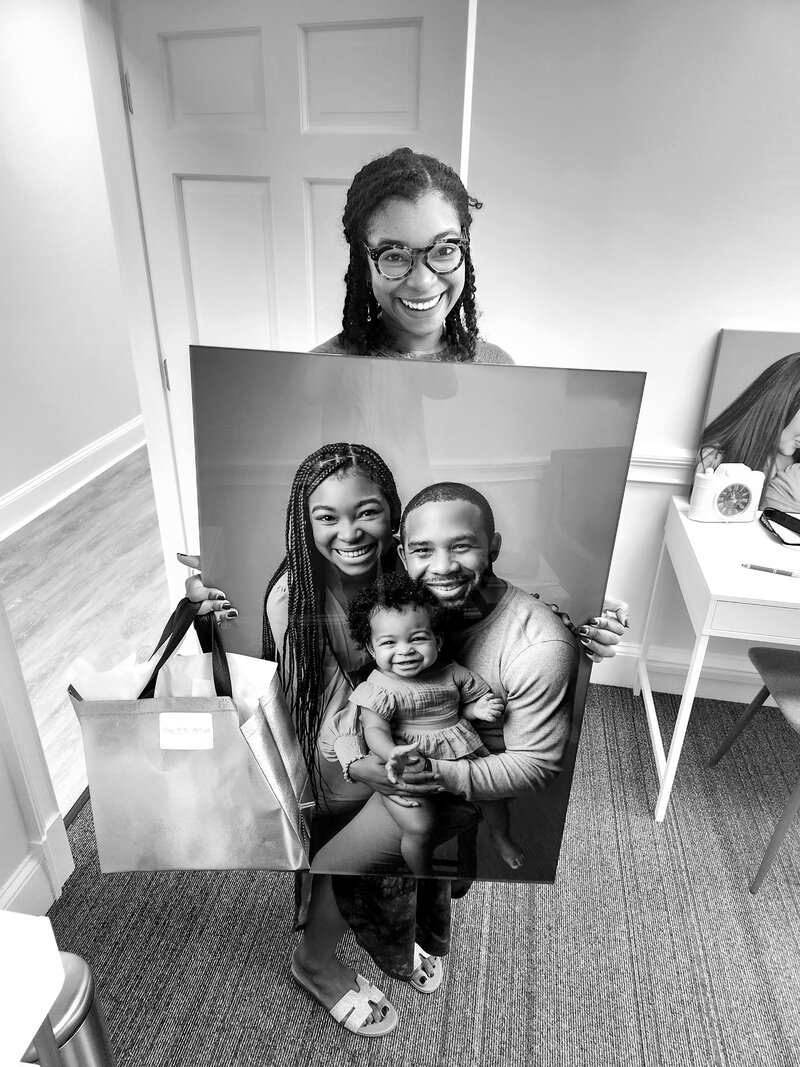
[741,563,800,578]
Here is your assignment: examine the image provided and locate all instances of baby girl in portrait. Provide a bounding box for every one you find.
[347,572,524,876]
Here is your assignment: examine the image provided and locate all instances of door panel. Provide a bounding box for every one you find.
[179,178,277,347]
[116,0,469,548]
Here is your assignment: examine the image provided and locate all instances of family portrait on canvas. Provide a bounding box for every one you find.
[191,343,644,886]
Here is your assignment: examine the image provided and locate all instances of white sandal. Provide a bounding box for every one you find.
[409,943,443,994]
[291,956,398,1037]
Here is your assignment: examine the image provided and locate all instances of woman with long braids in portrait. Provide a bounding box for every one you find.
[262,442,407,816]
[181,148,629,1037]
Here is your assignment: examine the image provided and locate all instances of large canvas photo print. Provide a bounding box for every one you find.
[193,347,644,883]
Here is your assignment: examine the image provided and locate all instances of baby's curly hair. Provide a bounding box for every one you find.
[347,572,442,651]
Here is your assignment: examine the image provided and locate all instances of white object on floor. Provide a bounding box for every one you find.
[0,910,65,1064]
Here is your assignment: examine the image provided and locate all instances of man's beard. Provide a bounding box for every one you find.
[429,572,491,623]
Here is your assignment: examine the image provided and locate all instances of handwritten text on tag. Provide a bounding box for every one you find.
[159,712,214,750]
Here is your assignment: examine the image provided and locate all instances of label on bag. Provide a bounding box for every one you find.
[159,712,214,750]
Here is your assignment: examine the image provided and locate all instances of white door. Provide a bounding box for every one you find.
[116,0,470,549]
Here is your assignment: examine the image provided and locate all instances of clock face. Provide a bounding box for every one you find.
[716,482,752,517]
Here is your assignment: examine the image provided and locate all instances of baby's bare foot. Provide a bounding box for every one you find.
[493,835,525,870]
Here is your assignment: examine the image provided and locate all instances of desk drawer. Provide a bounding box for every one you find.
[711,600,800,641]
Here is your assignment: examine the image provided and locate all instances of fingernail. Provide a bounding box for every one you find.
[623,617,630,628]
[579,638,591,647]
[578,626,591,636]
[590,617,601,626]
[228,609,238,619]
[215,593,226,601]
[220,601,231,609]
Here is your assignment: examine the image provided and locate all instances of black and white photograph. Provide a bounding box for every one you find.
[192,347,644,884]
[4,0,800,1063]
[696,329,800,512]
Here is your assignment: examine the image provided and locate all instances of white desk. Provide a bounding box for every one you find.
[635,496,800,821]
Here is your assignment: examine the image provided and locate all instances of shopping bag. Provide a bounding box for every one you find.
[69,599,312,873]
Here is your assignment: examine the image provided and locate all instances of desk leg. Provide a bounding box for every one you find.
[633,535,667,699]
[654,632,709,822]
[634,535,668,781]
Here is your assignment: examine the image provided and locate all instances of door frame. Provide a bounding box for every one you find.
[81,0,187,602]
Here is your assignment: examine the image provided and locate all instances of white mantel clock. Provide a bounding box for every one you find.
[688,464,765,523]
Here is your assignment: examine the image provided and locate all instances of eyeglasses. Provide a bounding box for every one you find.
[363,234,468,280]
[759,507,800,547]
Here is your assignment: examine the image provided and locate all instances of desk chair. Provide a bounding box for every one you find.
[709,646,800,894]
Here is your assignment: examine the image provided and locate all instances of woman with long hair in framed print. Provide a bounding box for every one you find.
[697,352,800,511]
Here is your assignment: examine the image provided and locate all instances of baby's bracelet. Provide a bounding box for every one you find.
[342,754,366,783]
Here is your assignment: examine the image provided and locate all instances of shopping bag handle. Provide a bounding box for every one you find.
[137,598,232,700]
[150,597,198,656]
[194,610,233,699]
[138,598,198,698]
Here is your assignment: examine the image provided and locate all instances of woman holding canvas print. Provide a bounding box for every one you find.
[696,352,800,510]
[183,148,629,1037]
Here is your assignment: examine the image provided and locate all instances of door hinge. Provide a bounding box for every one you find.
[162,359,171,391]
[123,70,134,114]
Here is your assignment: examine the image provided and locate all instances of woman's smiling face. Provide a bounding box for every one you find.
[307,470,394,578]
[365,191,466,353]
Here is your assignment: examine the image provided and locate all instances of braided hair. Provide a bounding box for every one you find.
[341,147,483,361]
[262,443,401,792]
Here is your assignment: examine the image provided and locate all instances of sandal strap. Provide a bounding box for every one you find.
[413,944,437,970]
[330,976,385,1033]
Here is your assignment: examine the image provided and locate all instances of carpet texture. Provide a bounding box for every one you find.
[47,684,800,1066]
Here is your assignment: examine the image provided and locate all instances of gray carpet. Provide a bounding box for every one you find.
[48,684,800,1066]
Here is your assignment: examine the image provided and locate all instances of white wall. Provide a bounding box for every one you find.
[468,0,800,695]
[0,0,143,530]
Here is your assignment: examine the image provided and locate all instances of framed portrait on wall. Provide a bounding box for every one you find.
[192,347,645,883]
[696,330,800,514]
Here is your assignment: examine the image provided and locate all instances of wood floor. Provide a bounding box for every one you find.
[0,447,171,814]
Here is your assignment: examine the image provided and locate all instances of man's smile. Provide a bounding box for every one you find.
[424,576,472,598]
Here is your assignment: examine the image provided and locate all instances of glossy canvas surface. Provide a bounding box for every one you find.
[193,347,644,881]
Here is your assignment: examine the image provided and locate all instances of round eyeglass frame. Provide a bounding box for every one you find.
[363,233,468,280]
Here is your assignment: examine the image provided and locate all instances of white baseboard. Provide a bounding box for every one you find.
[0,805,75,915]
[590,641,771,705]
[1,854,59,917]
[0,416,145,542]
